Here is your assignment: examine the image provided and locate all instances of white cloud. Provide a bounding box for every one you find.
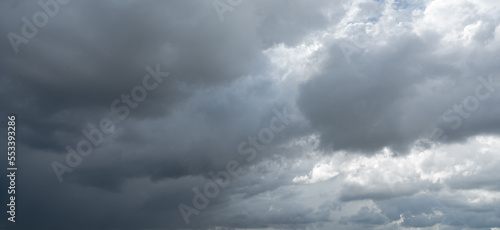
[293,162,339,184]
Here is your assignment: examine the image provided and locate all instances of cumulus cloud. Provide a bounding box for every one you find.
[1,0,500,229]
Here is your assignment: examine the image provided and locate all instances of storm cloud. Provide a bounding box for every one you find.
[1,0,500,229]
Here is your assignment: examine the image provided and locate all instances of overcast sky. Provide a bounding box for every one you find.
[1,0,500,229]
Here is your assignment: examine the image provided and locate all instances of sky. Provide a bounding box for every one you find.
[1,0,500,229]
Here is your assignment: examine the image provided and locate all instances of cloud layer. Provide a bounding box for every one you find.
[1,0,500,229]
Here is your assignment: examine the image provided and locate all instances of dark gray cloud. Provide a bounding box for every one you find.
[298,31,500,154]
[1,0,500,230]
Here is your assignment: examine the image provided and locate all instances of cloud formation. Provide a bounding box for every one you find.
[1,0,500,229]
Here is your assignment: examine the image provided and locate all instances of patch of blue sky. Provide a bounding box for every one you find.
[393,0,426,11]
[371,0,426,11]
